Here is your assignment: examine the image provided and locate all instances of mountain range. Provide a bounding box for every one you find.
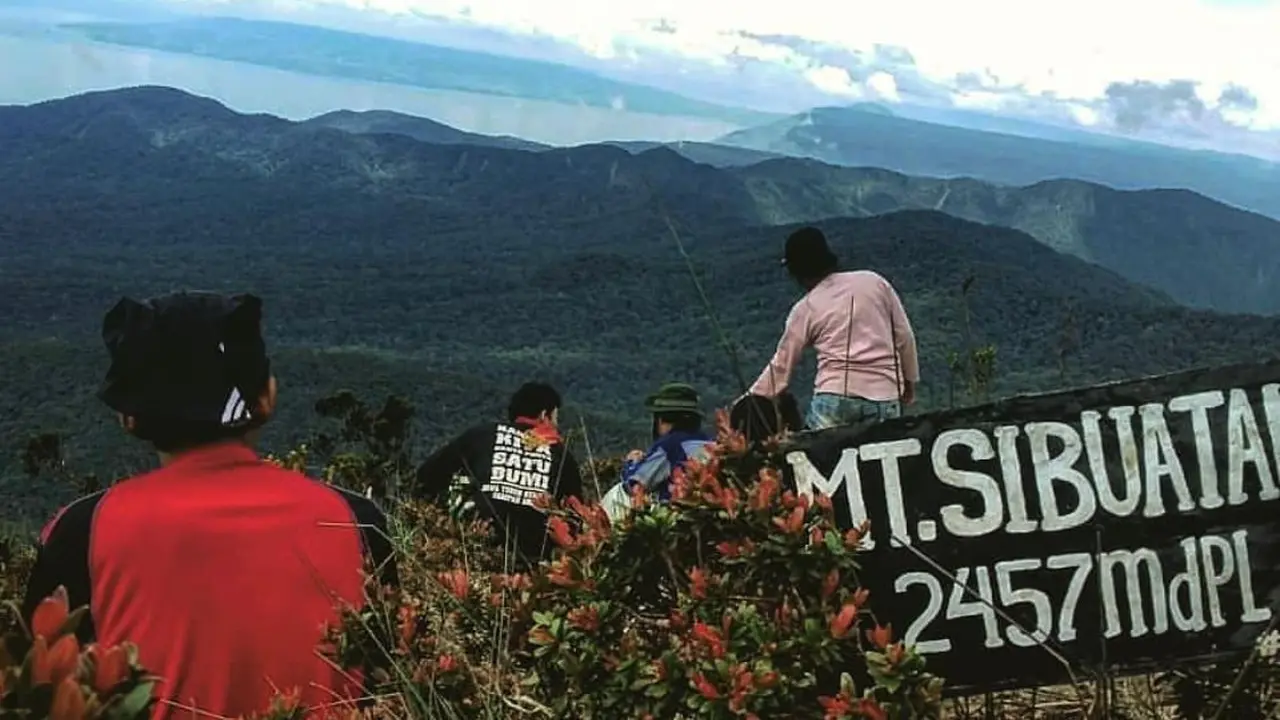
[3,86,1280,516]
[4,10,1276,219]
[717,105,1280,221]
[19,86,1274,315]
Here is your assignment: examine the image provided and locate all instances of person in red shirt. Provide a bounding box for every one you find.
[22,291,397,719]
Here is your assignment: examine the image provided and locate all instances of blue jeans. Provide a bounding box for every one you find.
[805,393,901,431]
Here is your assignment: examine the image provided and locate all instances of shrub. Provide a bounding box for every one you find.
[323,409,945,718]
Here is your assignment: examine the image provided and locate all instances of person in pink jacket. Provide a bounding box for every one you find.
[749,226,920,430]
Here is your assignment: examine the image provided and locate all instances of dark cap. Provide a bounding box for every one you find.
[643,382,702,417]
[781,226,837,272]
[98,292,270,429]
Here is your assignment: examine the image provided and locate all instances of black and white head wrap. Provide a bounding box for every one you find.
[98,292,271,430]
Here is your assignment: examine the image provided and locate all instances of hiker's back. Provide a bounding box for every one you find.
[89,444,369,718]
[807,270,904,400]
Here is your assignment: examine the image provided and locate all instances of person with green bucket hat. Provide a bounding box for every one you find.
[601,382,715,522]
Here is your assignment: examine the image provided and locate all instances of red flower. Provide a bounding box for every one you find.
[629,481,650,509]
[503,573,532,591]
[775,599,793,631]
[858,697,888,720]
[851,587,870,610]
[819,693,853,719]
[49,677,87,720]
[31,634,80,686]
[751,470,780,511]
[31,586,70,640]
[693,673,720,700]
[829,603,859,640]
[547,557,578,588]
[815,492,834,513]
[822,569,840,601]
[436,654,459,674]
[773,505,806,535]
[87,643,129,695]
[810,527,825,546]
[437,569,470,600]
[565,496,612,537]
[397,606,418,649]
[712,485,741,517]
[670,467,691,502]
[714,408,749,454]
[844,520,871,548]
[516,416,561,448]
[716,540,740,558]
[567,605,600,632]
[691,621,726,659]
[669,610,688,631]
[689,567,709,600]
[865,623,893,649]
[547,516,577,549]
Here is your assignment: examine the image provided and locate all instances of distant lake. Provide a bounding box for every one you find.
[0,33,741,146]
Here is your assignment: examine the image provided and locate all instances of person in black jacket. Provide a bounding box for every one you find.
[413,382,584,568]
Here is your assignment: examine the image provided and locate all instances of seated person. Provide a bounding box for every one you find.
[413,382,583,568]
[729,391,803,444]
[602,383,714,521]
[23,291,397,720]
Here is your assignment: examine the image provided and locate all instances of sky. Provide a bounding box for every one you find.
[162,0,1280,157]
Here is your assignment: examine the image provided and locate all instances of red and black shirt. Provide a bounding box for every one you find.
[22,442,397,719]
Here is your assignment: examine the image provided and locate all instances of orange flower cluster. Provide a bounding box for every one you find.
[515,416,561,450]
[3,586,150,720]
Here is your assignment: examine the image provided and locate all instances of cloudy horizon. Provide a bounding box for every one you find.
[142,0,1280,160]
[3,0,1278,160]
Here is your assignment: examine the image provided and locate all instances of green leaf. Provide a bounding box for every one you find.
[57,606,90,638]
[824,529,842,555]
[103,681,156,720]
[840,671,856,696]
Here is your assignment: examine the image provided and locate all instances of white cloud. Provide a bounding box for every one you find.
[163,0,1280,152]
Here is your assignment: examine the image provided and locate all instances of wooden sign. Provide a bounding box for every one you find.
[782,361,1280,693]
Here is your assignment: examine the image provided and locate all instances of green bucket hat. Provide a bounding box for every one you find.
[644,382,702,417]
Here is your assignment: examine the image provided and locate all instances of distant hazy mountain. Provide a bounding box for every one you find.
[719,106,1280,221]
[731,161,1280,314]
[3,87,1278,317]
[605,140,785,168]
[59,16,778,128]
[304,109,548,152]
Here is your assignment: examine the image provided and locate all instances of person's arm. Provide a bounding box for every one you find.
[22,492,105,644]
[749,301,810,397]
[883,279,920,402]
[622,447,672,492]
[411,428,477,502]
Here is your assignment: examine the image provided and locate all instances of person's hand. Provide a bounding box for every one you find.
[626,449,645,462]
[902,381,917,406]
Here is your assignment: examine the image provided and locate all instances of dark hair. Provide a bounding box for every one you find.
[132,415,257,454]
[508,382,562,422]
[653,411,701,438]
[730,392,802,444]
[784,227,838,282]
